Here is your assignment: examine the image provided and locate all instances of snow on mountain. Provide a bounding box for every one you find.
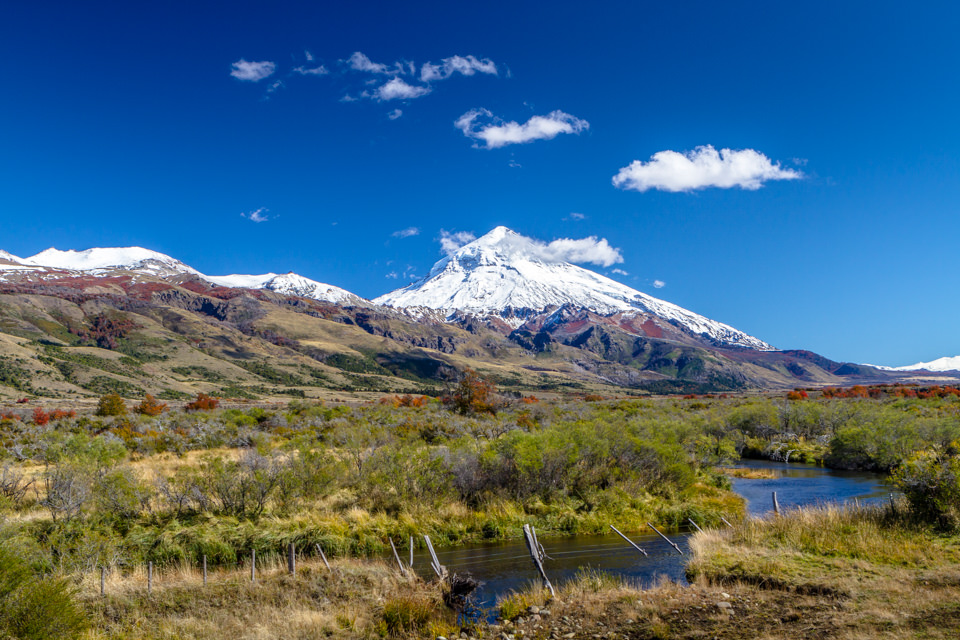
[375,226,774,350]
[206,272,364,305]
[0,250,24,263]
[24,247,201,278]
[14,246,363,305]
[868,356,960,373]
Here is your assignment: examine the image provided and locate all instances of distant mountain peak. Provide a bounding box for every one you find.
[868,355,960,373]
[23,246,201,277]
[376,227,773,350]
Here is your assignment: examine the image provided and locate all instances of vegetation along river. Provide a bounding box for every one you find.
[406,461,891,615]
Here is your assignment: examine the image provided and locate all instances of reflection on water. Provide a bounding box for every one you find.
[401,461,890,615]
[730,459,893,517]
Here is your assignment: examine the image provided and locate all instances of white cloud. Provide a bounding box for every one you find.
[612,145,802,193]
[346,51,393,74]
[568,212,586,220]
[294,65,328,76]
[652,280,666,288]
[420,55,497,82]
[386,271,399,279]
[387,108,403,120]
[439,230,476,255]
[455,109,589,149]
[230,59,277,82]
[611,268,628,276]
[374,77,431,101]
[305,51,314,62]
[266,80,284,94]
[241,208,270,223]
[535,236,622,267]
[392,226,419,238]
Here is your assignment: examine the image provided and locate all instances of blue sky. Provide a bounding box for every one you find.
[1,1,958,366]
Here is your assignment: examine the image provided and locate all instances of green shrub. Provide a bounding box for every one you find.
[0,546,88,639]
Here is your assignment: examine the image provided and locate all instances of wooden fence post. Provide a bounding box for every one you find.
[772,491,781,514]
[409,536,414,569]
[315,543,331,571]
[389,538,407,576]
[720,516,734,529]
[647,523,683,555]
[100,567,105,597]
[688,518,703,533]
[609,525,648,556]
[522,524,555,597]
[202,555,207,586]
[251,550,256,583]
[147,561,153,594]
[423,535,445,579]
[288,543,296,576]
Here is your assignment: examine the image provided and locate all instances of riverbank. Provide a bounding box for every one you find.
[72,500,960,639]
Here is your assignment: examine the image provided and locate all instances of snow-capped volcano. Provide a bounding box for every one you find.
[2,246,363,306]
[375,226,773,350]
[868,356,960,373]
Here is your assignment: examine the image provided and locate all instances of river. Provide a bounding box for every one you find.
[405,461,890,615]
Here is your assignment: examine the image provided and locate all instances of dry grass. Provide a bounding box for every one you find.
[721,467,779,480]
[79,555,458,639]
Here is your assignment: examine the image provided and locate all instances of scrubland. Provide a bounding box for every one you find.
[1,385,960,638]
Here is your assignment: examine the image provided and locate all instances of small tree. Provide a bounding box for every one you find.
[95,394,127,417]
[185,393,219,412]
[134,393,167,416]
[446,369,497,415]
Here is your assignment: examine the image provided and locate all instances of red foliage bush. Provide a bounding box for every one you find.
[32,408,50,425]
[185,393,219,412]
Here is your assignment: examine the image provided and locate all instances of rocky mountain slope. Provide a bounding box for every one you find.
[0,236,937,400]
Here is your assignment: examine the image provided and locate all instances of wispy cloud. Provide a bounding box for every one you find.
[241,208,270,223]
[567,212,586,220]
[455,109,589,149]
[612,145,802,192]
[386,271,399,279]
[420,55,497,82]
[387,108,403,120]
[392,226,419,238]
[611,268,628,276]
[439,230,476,255]
[305,51,314,62]
[230,59,277,82]
[346,51,395,74]
[372,77,431,101]
[294,64,328,76]
[652,279,666,288]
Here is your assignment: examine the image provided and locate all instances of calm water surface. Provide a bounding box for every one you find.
[405,461,890,614]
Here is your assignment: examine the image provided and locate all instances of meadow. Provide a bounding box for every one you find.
[2,382,960,638]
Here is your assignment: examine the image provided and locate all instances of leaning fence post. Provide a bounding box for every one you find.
[203,555,207,587]
[609,525,648,556]
[647,523,684,555]
[389,538,407,576]
[251,550,256,583]
[423,535,445,579]
[315,543,331,571]
[147,561,153,594]
[688,518,703,533]
[720,516,734,529]
[522,524,555,597]
[772,491,781,514]
[409,536,414,569]
[288,543,296,576]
